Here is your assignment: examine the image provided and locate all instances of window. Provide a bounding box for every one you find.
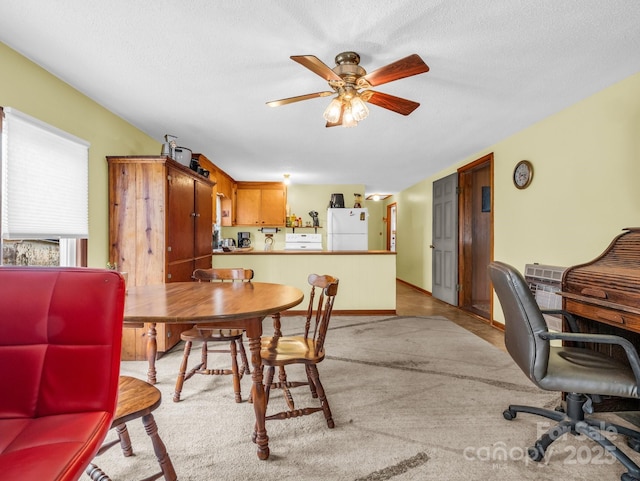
[0,107,89,266]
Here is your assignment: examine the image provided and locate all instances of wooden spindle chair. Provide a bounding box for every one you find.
[257,274,339,439]
[87,376,176,481]
[173,268,253,403]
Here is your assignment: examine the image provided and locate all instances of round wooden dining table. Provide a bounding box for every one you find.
[123,281,305,460]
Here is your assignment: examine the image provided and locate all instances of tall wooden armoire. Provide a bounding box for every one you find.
[107,155,215,360]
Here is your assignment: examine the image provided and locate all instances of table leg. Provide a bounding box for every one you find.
[246,320,269,460]
[146,322,157,384]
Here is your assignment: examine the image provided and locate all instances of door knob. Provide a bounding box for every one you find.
[429,244,435,249]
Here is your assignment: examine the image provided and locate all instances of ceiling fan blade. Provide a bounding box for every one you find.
[361,91,421,116]
[362,54,429,87]
[291,55,343,82]
[266,91,334,107]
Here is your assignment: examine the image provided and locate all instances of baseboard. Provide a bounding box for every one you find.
[397,278,432,296]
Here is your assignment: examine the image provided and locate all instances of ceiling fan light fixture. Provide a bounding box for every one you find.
[342,106,358,128]
[323,98,342,123]
[350,95,369,121]
[366,193,391,201]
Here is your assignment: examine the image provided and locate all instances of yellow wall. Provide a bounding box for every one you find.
[0,42,160,267]
[214,252,396,311]
[365,197,385,249]
[392,71,640,323]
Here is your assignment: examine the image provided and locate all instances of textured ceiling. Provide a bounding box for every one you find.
[1,1,640,196]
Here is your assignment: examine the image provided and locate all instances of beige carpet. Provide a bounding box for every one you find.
[91,316,637,480]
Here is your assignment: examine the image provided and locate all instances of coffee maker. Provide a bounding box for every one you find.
[330,193,345,208]
[237,231,251,248]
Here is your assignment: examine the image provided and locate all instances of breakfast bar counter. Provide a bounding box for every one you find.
[213,250,396,313]
[215,249,393,255]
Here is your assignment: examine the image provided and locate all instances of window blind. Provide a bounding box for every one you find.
[1,107,89,239]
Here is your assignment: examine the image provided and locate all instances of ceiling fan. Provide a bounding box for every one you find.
[266,51,429,128]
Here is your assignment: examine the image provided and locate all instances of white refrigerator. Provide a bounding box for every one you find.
[327,208,368,251]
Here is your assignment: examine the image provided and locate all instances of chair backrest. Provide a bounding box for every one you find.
[304,274,339,356]
[488,261,550,386]
[0,267,125,419]
[193,268,254,282]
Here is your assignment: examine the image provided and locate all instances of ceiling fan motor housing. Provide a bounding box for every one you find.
[335,51,360,65]
[332,51,366,83]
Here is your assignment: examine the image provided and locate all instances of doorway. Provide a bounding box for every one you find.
[458,153,493,320]
[386,203,397,252]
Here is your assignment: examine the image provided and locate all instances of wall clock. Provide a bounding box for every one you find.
[513,160,533,189]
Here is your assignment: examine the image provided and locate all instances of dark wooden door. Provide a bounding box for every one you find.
[194,178,213,258]
[386,203,397,252]
[458,153,493,320]
[167,167,195,263]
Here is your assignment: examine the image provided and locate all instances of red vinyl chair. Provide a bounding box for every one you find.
[0,267,125,481]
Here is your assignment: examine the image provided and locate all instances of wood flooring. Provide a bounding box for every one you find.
[396,280,506,352]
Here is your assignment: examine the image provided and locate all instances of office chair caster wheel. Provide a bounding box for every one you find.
[627,437,640,453]
[503,409,516,420]
[527,444,545,462]
[621,473,640,481]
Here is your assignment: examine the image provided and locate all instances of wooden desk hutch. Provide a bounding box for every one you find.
[107,155,215,360]
[561,227,640,410]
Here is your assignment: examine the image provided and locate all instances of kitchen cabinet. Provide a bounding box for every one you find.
[192,153,217,224]
[235,181,286,226]
[107,155,215,360]
[218,173,236,227]
[215,169,235,199]
[194,152,236,227]
[167,166,214,278]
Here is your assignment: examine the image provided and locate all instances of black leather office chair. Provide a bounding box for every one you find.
[488,261,640,481]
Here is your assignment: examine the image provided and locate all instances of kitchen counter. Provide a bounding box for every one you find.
[215,249,394,255]
[213,250,396,313]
